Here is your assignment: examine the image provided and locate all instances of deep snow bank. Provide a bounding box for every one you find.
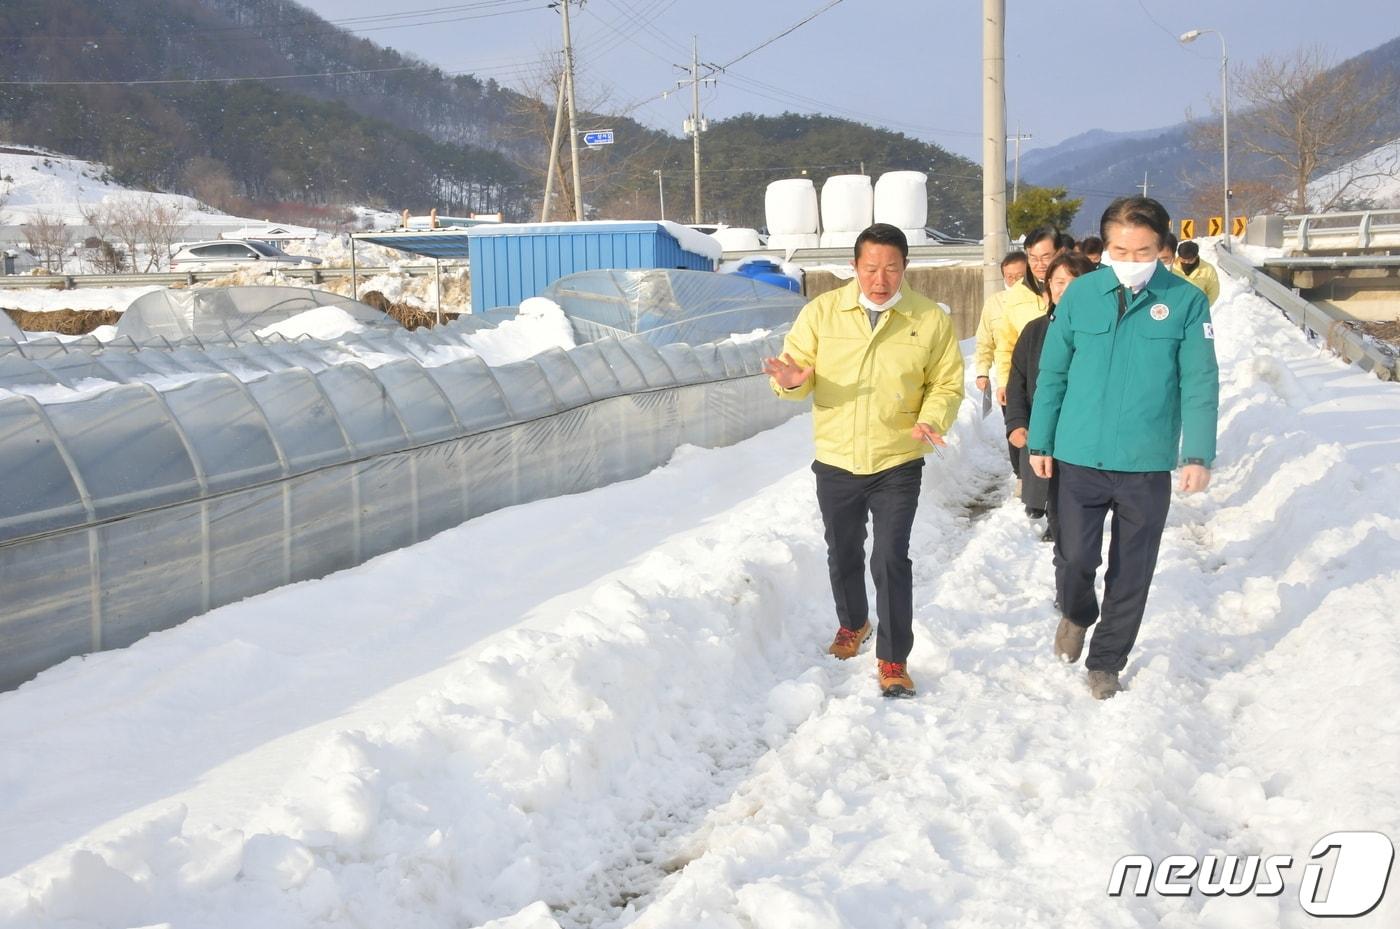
[0,260,1396,929]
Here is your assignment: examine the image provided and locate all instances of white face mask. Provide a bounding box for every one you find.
[1102,254,1157,290]
[858,290,903,313]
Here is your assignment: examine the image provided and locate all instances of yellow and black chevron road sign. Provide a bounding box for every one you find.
[1207,216,1224,236]
[1231,216,1247,236]
[1180,219,1196,239]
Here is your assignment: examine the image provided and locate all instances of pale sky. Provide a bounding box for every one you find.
[295,0,1395,162]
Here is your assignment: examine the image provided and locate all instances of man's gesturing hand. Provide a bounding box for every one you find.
[762,353,813,390]
[911,423,946,446]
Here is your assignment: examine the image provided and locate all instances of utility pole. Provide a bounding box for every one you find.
[559,0,584,220]
[681,36,709,224]
[1008,127,1032,201]
[1140,170,1149,197]
[982,0,1009,300]
[541,72,566,221]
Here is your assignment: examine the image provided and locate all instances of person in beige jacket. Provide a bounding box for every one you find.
[764,224,964,697]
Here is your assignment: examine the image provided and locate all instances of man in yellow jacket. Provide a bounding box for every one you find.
[763,224,964,697]
[1173,240,1221,305]
[972,251,1029,392]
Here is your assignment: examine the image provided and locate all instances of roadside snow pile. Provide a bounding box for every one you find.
[0,285,163,314]
[254,306,367,341]
[0,259,1396,929]
[457,297,576,367]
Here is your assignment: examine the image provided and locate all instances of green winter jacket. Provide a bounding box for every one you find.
[1028,264,1219,472]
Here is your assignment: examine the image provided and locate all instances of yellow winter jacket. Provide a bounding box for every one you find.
[990,281,1048,388]
[772,279,965,475]
[1173,260,1221,305]
[973,289,1005,378]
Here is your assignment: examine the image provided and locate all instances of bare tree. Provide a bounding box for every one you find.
[24,212,73,272]
[87,195,188,272]
[79,201,125,272]
[1192,46,1400,213]
[507,54,663,220]
[140,197,187,271]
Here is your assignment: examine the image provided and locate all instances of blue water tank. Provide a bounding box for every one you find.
[734,259,801,293]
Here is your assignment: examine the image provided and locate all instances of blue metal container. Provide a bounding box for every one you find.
[733,259,801,293]
[467,222,717,313]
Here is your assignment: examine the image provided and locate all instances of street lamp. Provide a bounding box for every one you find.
[1180,28,1230,249]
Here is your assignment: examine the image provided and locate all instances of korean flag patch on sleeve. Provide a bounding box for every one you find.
[1203,322,1215,340]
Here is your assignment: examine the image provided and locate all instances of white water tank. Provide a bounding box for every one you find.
[875,171,929,230]
[820,174,874,234]
[764,178,820,235]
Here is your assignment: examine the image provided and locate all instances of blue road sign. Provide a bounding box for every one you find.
[583,129,615,146]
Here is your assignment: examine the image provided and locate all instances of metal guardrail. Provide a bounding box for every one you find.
[1216,247,1397,381]
[1281,209,1400,250]
[0,245,984,291]
[1262,255,1400,270]
[0,265,446,290]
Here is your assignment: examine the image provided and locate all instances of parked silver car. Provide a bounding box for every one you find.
[169,239,321,273]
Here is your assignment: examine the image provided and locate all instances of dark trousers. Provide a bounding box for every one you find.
[813,458,924,663]
[1002,404,1020,476]
[1054,462,1171,673]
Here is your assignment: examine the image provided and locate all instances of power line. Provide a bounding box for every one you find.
[577,0,681,66]
[601,0,688,55]
[715,0,846,71]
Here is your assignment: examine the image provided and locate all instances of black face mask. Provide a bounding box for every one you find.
[1180,259,1199,274]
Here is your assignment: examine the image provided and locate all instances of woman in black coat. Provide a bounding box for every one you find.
[1005,251,1097,539]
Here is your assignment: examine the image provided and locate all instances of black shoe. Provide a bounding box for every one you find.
[1025,507,1045,519]
[1040,526,1054,543]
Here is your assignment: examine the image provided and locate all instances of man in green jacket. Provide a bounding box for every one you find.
[764,224,964,697]
[1028,196,1219,700]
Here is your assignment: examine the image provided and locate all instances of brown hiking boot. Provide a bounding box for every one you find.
[878,661,916,698]
[828,623,871,660]
[1087,670,1122,700]
[1054,617,1086,663]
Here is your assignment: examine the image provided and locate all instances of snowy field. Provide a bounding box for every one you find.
[0,265,1397,928]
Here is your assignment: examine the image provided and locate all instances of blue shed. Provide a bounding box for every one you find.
[466,221,719,313]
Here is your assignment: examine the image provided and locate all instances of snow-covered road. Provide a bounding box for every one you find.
[1,262,1397,929]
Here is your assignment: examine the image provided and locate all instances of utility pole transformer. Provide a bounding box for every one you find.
[684,36,708,224]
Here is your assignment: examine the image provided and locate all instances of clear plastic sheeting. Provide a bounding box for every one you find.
[0,314,509,392]
[0,310,24,343]
[116,286,400,342]
[0,330,804,690]
[542,269,804,347]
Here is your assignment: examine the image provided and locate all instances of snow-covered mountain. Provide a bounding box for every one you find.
[0,145,251,228]
[1307,137,1400,210]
